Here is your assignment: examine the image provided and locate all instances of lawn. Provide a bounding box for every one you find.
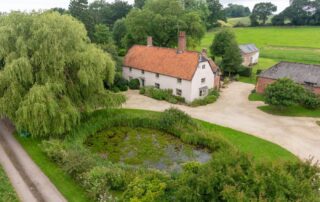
[197,27,320,83]
[249,92,320,118]
[0,166,18,202]
[16,136,90,202]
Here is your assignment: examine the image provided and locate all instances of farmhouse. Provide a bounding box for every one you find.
[123,32,220,102]
[256,62,320,94]
[239,44,259,66]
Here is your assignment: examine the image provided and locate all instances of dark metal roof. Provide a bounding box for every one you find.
[239,44,259,54]
[259,62,320,87]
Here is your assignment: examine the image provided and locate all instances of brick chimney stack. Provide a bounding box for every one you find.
[178,31,186,53]
[201,48,208,57]
[147,36,153,47]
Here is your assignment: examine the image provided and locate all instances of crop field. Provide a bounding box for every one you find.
[197,27,320,83]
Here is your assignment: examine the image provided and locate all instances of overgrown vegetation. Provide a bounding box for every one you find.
[34,108,319,201]
[0,166,18,202]
[139,87,185,104]
[189,89,220,107]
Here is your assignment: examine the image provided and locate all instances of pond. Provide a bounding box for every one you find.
[84,127,211,172]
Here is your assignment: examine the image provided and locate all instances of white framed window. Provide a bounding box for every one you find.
[141,78,145,87]
[156,73,159,78]
[155,83,160,89]
[176,89,182,96]
[202,64,205,69]
[177,78,182,83]
[201,78,206,83]
[141,70,145,74]
[129,67,132,72]
[199,87,208,97]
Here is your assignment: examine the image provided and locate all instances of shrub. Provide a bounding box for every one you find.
[238,66,253,77]
[301,91,320,109]
[190,90,220,107]
[265,78,305,108]
[128,79,140,89]
[141,87,185,104]
[159,108,196,132]
[256,69,262,75]
[113,74,129,91]
[41,139,67,165]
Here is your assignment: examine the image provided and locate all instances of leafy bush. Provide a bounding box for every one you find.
[128,79,140,89]
[159,108,196,132]
[301,91,320,109]
[265,78,305,108]
[42,140,67,165]
[140,87,184,104]
[256,69,263,75]
[122,171,171,202]
[237,66,253,77]
[190,90,220,107]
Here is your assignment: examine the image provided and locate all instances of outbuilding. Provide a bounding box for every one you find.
[256,62,320,94]
[239,44,259,67]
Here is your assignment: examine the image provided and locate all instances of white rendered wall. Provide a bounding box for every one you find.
[122,67,193,102]
[190,61,215,101]
[252,52,259,64]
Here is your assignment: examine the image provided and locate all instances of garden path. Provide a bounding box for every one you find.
[123,82,320,162]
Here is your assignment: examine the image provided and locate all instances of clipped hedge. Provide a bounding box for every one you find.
[128,79,140,89]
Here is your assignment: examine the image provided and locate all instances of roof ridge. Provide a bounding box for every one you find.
[132,44,200,54]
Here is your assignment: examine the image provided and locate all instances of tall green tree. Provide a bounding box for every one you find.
[206,0,225,28]
[69,0,95,38]
[250,2,277,26]
[0,12,124,138]
[113,18,127,48]
[125,0,205,48]
[224,4,251,18]
[221,40,242,76]
[134,0,147,8]
[210,29,235,57]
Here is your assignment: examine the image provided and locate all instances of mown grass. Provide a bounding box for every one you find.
[227,16,273,27]
[197,27,320,84]
[15,136,90,202]
[258,105,320,118]
[249,92,320,118]
[0,166,18,202]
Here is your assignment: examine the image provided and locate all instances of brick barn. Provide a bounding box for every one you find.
[256,62,320,95]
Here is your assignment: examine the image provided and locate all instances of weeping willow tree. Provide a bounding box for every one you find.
[0,12,125,137]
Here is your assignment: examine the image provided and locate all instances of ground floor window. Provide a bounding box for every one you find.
[176,89,182,96]
[199,87,208,97]
[155,83,160,89]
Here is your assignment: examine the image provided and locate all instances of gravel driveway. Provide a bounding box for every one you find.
[123,82,320,162]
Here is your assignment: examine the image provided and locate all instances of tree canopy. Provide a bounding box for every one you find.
[224,4,251,18]
[124,0,206,48]
[250,2,277,26]
[0,12,124,137]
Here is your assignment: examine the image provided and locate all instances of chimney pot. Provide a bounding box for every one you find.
[147,36,153,47]
[178,31,186,53]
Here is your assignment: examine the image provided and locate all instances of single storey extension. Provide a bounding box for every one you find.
[256,61,320,94]
[122,32,220,103]
[239,44,259,67]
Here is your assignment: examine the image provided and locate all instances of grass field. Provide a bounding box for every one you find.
[197,27,320,84]
[227,16,273,27]
[0,166,18,202]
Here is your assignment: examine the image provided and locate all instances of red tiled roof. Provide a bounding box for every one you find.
[124,45,218,81]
